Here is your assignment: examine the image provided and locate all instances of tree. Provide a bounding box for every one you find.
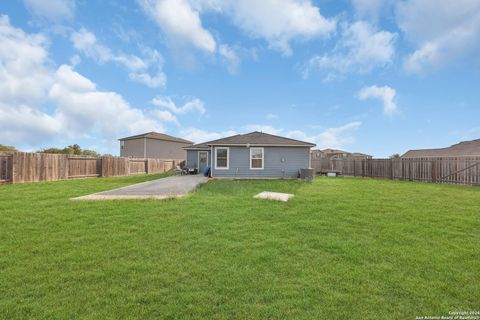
[82,149,100,157]
[0,144,16,153]
[390,153,401,159]
[39,147,64,154]
[38,145,100,157]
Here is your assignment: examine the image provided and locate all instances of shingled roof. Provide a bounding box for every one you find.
[118,132,193,144]
[185,131,316,149]
[402,139,480,158]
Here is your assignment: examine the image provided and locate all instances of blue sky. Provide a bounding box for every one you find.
[1,0,479,157]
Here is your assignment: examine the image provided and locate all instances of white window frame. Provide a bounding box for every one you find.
[214,147,229,170]
[250,147,264,170]
[197,151,209,169]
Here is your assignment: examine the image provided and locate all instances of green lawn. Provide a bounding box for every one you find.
[0,175,479,319]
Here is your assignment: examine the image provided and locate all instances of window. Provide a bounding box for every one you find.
[250,147,264,170]
[215,147,229,169]
[120,141,124,149]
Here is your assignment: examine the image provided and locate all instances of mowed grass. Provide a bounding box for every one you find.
[0,175,479,319]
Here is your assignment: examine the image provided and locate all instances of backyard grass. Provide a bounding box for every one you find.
[0,175,479,319]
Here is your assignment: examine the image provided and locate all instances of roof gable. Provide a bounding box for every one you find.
[119,132,193,144]
[186,131,315,149]
[402,139,480,158]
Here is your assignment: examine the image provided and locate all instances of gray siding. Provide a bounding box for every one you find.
[120,138,145,157]
[121,137,190,159]
[186,150,211,169]
[211,146,310,178]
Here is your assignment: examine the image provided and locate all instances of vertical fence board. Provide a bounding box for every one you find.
[311,157,480,186]
[2,152,181,184]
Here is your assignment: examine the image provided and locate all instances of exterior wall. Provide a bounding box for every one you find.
[120,138,145,158]
[186,150,211,169]
[120,138,190,160]
[211,146,310,178]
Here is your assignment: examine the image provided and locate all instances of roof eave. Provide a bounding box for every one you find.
[207,143,315,147]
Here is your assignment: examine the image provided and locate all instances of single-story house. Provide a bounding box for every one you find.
[119,132,193,160]
[184,131,315,178]
[402,139,480,158]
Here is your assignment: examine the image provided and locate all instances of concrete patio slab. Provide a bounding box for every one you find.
[254,191,294,202]
[72,175,208,200]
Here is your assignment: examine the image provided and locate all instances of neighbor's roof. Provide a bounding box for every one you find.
[185,131,315,149]
[310,149,348,154]
[351,152,372,157]
[402,139,480,158]
[322,148,348,154]
[119,132,193,144]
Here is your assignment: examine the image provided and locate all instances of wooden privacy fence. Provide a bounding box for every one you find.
[311,157,480,186]
[0,152,184,184]
[0,154,13,183]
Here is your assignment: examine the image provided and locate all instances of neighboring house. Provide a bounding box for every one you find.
[402,139,480,158]
[311,149,372,160]
[119,132,193,160]
[184,131,315,178]
[351,152,373,159]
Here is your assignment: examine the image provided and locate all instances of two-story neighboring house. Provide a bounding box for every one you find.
[119,132,193,160]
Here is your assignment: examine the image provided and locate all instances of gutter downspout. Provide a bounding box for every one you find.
[210,145,213,178]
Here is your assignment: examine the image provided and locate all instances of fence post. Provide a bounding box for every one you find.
[11,152,17,183]
[9,154,14,183]
[431,159,437,183]
[63,154,69,180]
[101,156,108,177]
[401,158,404,181]
[390,159,394,179]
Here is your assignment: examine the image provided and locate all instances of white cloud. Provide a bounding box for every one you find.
[152,96,206,114]
[224,0,335,55]
[69,54,81,66]
[180,121,361,149]
[24,0,75,22]
[179,128,239,144]
[152,109,179,125]
[303,21,396,79]
[0,16,166,149]
[219,44,241,74]
[138,0,216,53]
[244,121,361,149]
[0,15,52,105]
[49,65,162,138]
[280,122,361,149]
[139,0,335,56]
[314,122,362,149]
[129,72,167,89]
[70,28,166,88]
[396,0,480,73]
[357,85,397,115]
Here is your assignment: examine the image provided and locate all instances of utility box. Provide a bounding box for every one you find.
[300,168,314,181]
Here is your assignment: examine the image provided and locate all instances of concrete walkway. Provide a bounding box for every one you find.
[72,174,208,200]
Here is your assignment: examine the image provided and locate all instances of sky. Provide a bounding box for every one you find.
[0,0,479,157]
